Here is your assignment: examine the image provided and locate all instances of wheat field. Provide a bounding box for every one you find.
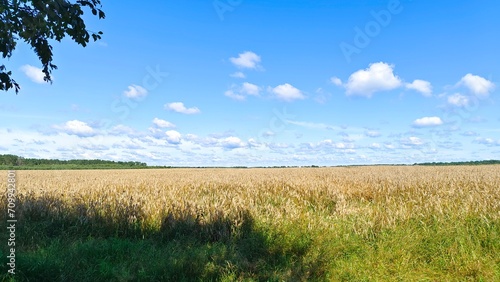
[2,166,500,281]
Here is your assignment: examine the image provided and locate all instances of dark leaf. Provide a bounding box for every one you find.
[0,0,105,94]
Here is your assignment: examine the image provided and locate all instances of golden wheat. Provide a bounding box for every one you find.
[1,166,499,238]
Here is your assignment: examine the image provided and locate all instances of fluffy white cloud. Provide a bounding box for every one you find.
[333,142,350,149]
[152,118,175,128]
[406,79,432,96]
[124,84,148,99]
[447,93,469,107]
[344,62,402,97]
[270,83,305,101]
[178,134,247,150]
[225,82,261,101]
[242,82,260,96]
[54,120,95,137]
[20,65,46,84]
[459,74,495,97]
[165,130,182,144]
[220,136,246,149]
[330,77,343,86]
[384,144,396,150]
[413,116,443,127]
[230,72,246,78]
[165,102,200,114]
[230,51,261,69]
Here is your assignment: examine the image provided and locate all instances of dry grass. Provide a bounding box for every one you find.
[7,166,499,230]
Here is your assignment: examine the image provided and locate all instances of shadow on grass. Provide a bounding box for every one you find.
[0,194,320,281]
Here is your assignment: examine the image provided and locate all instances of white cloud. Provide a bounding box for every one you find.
[80,143,110,151]
[406,79,432,96]
[413,116,443,127]
[230,51,261,69]
[459,74,495,97]
[179,134,247,150]
[344,62,402,97]
[247,138,264,148]
[369,143,382,149]
[461,131,478,137]
[314,87,331,104]
[165,130,182,144]
[152,118,175,128]
[330,77,343,86]
[261,131,275,137]
[20,65,46,84]
[224,82,260,101]
[400,136,424,147]
[242,82,260,96]
[224,90,245,101]
[385,144,396,150]
[342,134,364,142]
[165,102,200,114]
[6,121,499,166]
[148,127,165,139]
[54,120,95,137]
[334,142,349,149]
[365,130,381,137]
[447,93,470,107]
[270,83,305,102]
[113,140,144,150]
[225,82,260,101]
[220,136,246,149]
[302,139,356,153]
[110,125,138,136]
[230,72,246,78]
[474,137,500,146]
[124,84,148,99]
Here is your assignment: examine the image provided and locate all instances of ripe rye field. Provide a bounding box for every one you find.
[1,166,500,281]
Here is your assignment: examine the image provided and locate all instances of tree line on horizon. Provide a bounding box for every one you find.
[1,154,499,169]
[0,154,147,169]
[415,160,500,166]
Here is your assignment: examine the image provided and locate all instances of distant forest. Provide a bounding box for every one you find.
[0,154,147,169]
[415,160,500,166]
[0,154,499,169]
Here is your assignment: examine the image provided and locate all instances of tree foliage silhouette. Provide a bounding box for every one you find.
[0,0,105,93]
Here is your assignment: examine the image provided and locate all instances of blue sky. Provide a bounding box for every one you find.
[1,0,499,166]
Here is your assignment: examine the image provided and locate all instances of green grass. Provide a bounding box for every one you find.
[320,216,500,281]
[0,197,320,281]
[1,211,499,281]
